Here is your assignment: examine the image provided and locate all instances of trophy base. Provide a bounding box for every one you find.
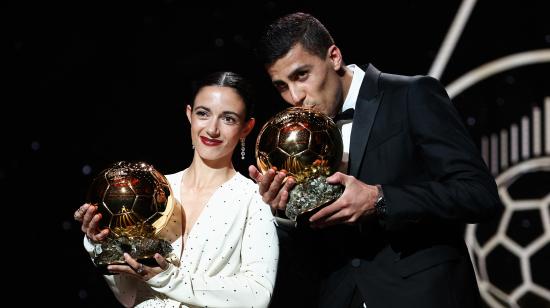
[286,175,344,222]
[295,198,338,228]
[95,256,162,275]
[93,235,173,275]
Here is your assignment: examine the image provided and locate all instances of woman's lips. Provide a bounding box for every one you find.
[200,136,222,146]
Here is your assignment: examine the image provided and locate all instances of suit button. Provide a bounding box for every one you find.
[351,258,361,267]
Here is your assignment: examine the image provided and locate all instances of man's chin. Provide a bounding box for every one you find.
[315,107,332,117]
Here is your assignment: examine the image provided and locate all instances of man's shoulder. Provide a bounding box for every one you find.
[378,70,442,91]
[363,63,438,84]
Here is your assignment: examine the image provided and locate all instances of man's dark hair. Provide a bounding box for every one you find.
[256,12,335,66]
[191,71,255,120]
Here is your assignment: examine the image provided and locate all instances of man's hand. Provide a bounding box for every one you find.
[248,165,296,212]
[309,172,378,228]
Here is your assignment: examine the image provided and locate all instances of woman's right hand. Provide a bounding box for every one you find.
[74,203,109,241]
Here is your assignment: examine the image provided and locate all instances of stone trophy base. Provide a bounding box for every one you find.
[286,175,344,224]
[93,235,173,275]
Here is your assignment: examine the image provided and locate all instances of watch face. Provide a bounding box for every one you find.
[94,244,103,255]
[374,185,386,217]
[375,197,387,217]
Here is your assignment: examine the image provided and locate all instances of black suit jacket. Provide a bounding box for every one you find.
[269,64,502,308]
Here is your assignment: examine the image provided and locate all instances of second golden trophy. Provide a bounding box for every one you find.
[255,107,344,222]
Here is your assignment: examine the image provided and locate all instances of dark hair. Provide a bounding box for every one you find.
[191,71,255,120]
[256,12,335,66]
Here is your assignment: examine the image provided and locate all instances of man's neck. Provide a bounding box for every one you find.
[340,66,354,106]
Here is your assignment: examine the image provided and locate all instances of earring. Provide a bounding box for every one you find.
[240,138,245,160]
[192,144,195,149]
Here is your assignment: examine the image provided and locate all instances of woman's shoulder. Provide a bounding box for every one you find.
[232,172,259,191]
[231,173,273,217]
[164,170,184,189]
[164,170,185,181]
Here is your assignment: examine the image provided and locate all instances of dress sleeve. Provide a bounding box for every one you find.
[82,236,139,307]
[146,194,279,307]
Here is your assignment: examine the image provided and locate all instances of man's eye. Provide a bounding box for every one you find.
[297,72,308,80]
[275,84,288,92]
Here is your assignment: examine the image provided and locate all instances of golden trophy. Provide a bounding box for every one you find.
[86,161,174,273]
[255,107,344,222]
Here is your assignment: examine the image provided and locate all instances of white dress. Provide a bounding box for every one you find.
[84,171,279,307]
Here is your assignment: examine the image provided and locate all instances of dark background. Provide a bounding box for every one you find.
[6,0,549,306]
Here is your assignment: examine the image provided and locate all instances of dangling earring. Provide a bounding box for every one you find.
[240,138,246,160]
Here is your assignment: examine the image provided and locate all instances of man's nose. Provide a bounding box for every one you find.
[288,86,305,106]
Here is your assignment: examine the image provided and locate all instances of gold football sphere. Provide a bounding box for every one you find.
[255,107,343,183]
[87,161,174,237]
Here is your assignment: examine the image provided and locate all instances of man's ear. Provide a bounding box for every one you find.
[327,45,343,71]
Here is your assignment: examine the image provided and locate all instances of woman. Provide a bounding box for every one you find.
[74,71,279,307]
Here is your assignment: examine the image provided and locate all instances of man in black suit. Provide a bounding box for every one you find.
[248,12,502,308]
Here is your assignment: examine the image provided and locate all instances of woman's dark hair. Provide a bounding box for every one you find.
[256,12,334,66]
[190,71,255,120]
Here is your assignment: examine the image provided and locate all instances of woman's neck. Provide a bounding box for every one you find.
[183,158,236,190]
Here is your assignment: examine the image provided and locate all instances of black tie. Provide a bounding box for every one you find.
[333,108,354,122]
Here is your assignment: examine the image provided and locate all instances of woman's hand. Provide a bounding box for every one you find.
[74,203,109,241]
[107,253,170,281]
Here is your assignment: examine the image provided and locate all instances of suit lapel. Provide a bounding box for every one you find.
[349,64,383,177]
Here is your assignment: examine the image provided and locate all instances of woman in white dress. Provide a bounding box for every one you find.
[74,71,279,307]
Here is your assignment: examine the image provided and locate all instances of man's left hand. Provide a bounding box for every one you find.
[309,172,379,228]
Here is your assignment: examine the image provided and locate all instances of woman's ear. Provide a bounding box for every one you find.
[241,118,256,138]
[186,105,192,124]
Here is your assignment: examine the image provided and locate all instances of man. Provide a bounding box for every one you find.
[249,12,502,308]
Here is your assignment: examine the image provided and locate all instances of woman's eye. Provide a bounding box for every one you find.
[224,116,236,123]
[196,110,208,117]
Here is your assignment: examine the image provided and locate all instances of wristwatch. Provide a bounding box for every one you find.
[374,184,387,218]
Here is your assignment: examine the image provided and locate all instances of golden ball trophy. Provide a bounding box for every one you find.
[86,161,174,273]
[255,107,344,223]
